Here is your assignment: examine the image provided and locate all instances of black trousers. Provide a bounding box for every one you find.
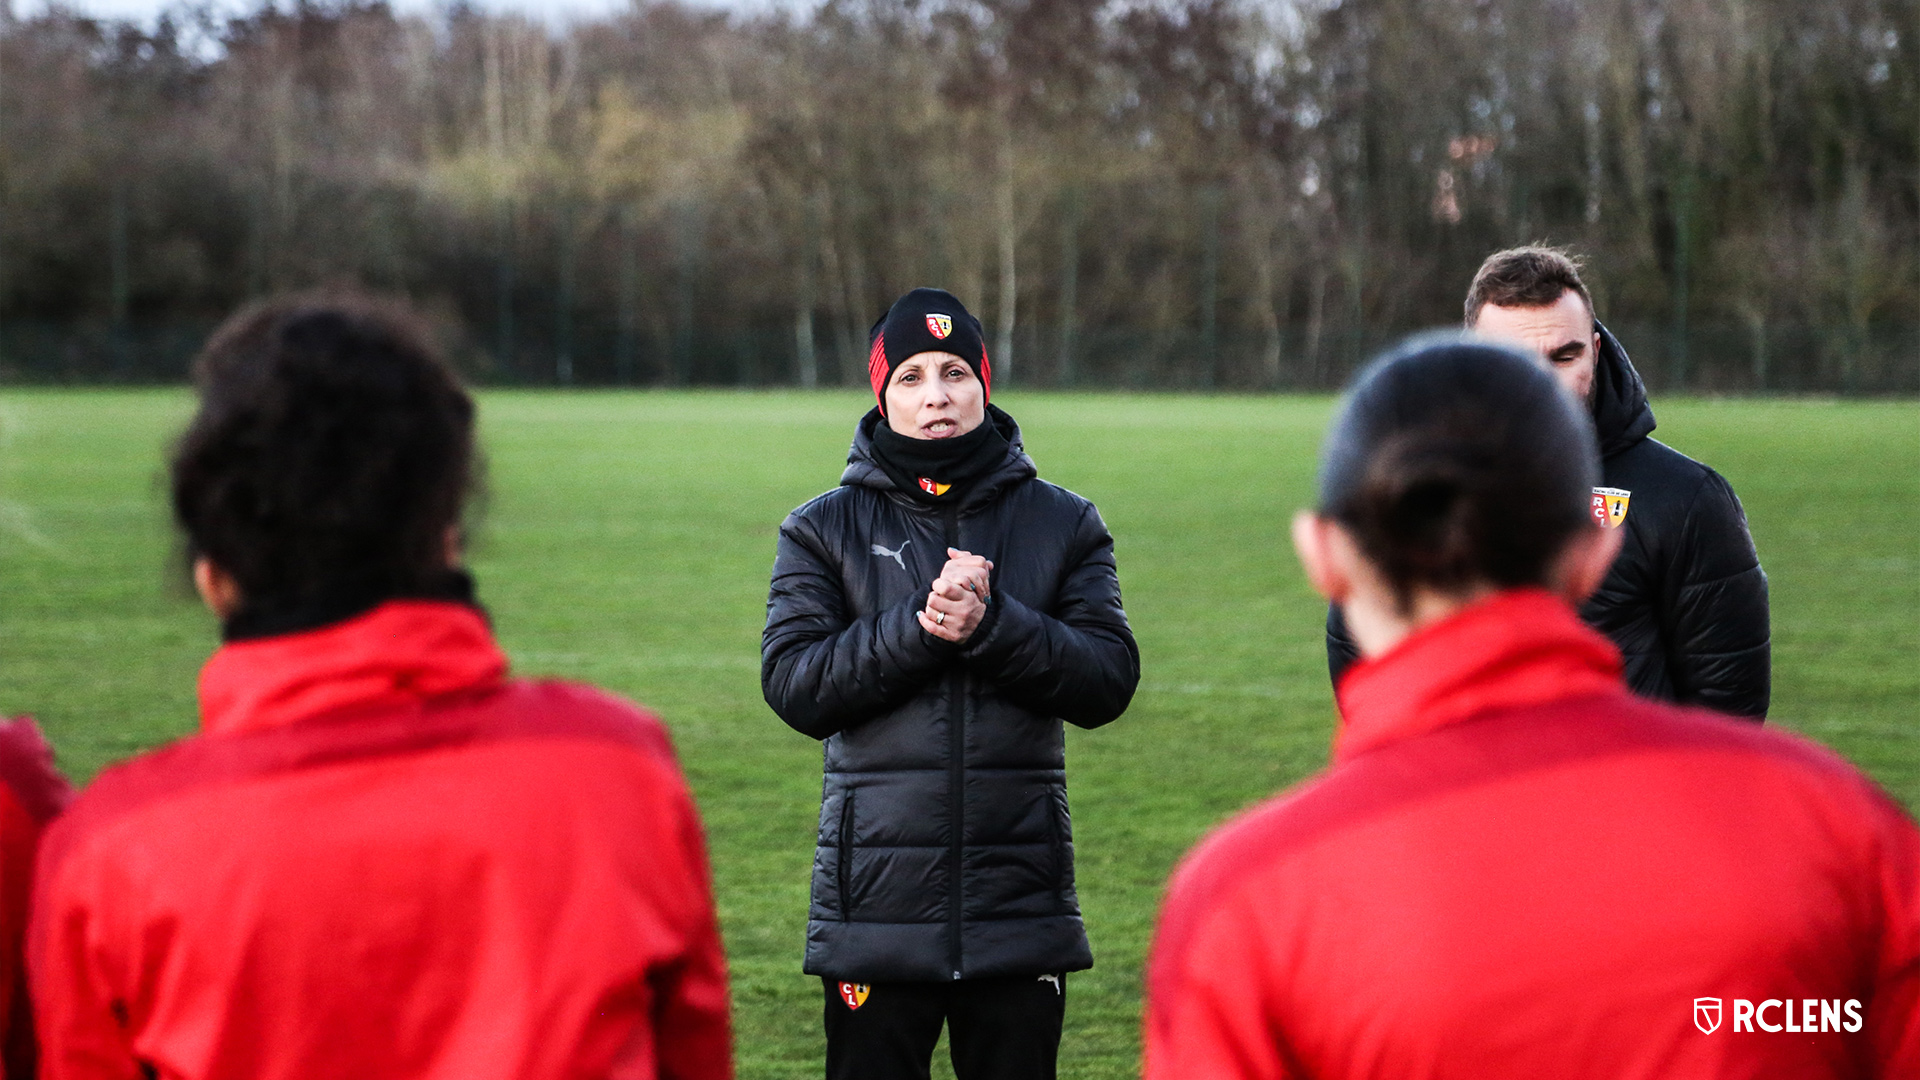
[822,973,1066,1080]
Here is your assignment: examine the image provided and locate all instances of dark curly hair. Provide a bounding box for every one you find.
[1318,334,1598,613]
[170,294,478,635]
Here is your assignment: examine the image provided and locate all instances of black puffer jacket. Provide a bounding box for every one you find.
[762,405,1139,983]
[1328,323,1771,718]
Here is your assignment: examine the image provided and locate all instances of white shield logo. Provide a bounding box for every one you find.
[1694,998,1722,1034]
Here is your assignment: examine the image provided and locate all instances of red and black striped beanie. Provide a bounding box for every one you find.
[867,288,992,414]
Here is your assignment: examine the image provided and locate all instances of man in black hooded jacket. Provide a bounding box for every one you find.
[1326,247,1770,719]
[764,288,1139,1080]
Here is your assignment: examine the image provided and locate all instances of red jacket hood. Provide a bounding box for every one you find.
[198,601,509,737]
[1333,588,1623,761]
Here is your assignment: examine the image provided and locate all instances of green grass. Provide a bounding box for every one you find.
[1,389,1916,1078]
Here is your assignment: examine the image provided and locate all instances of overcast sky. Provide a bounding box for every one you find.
[20,0,801,29]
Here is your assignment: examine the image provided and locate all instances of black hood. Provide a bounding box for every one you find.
[842,404,1036,509]
[1592,320,1656,459]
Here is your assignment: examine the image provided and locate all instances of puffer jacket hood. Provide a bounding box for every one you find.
[1592,321,1656,459]
[764,405,1140,982]
[842,404,1035,509]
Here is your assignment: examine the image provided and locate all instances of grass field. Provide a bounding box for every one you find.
[2,389,1916,1077]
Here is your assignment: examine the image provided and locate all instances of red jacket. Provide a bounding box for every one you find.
[1147,589,1920,1080]
[29,602,731,1080]
[0,717,73,1078]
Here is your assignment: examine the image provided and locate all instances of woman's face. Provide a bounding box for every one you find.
[884,352,985,440]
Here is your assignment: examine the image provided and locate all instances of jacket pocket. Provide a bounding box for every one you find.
[838,786,856,920]
[1048,783,1069,910]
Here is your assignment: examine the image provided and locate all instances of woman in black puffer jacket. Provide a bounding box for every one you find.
[762,288,1139,1080]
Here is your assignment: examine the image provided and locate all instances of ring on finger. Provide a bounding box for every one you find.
[935,610,946,626]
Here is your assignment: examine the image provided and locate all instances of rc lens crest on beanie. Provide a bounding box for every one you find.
[867,288,992,413]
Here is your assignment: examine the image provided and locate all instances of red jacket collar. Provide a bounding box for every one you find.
[198,601,508,737]
[1333,588,1623,762]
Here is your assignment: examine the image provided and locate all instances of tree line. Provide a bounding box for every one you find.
[0,0,1912,391]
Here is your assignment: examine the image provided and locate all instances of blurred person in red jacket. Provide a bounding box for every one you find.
[28,296,731,1080]
[0,717,71,1078]
[1145,335,1919,1079]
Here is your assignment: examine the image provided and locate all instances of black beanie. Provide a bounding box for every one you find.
[867,288,992,414]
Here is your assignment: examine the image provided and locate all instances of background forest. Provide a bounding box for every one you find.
[0,0,1912,390]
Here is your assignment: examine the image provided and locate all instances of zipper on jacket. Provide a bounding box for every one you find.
[838,786,855,921]
[944,507,964,980]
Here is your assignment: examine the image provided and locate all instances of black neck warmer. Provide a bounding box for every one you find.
[221,568,483,642]
[867,408,1011,505]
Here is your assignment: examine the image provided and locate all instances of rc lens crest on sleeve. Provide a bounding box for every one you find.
[1591,487,1631,529]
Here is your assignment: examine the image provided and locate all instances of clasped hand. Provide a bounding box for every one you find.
[918,547,992,643]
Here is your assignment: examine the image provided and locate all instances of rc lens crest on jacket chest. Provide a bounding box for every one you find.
[1591,486,1631,528]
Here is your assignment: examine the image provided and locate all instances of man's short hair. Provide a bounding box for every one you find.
[1464,246,1595,326]
[171,293,476,620]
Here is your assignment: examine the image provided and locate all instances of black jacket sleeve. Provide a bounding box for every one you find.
[1325,604,1362,689]
[1661,468,1771,719]
[761,511,960,740]
[957,503,1140,728]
